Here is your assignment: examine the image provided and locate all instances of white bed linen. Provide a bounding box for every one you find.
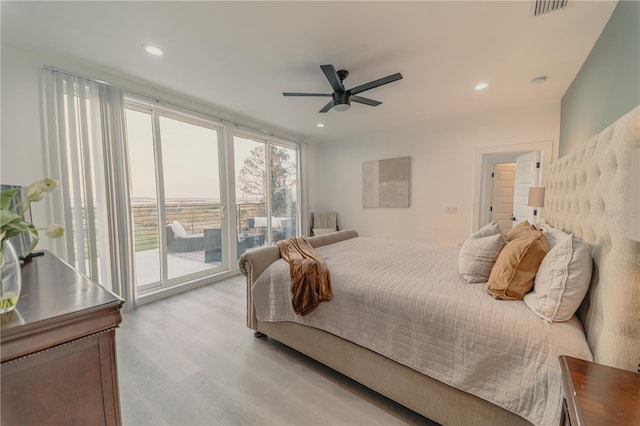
[253,237,593,426]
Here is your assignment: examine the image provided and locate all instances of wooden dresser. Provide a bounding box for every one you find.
[1,251,124,426]
[559,355,640,426]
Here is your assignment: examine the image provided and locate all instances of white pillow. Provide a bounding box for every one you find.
[252,217,268,228]
[171,220,187,238]
[539,223,570,249]
[524,233,593,322]
[313,228,336,236]
[458,222,507,283]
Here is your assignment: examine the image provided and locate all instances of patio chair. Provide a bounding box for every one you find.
[166,221,204,253]
[204,228,222,263]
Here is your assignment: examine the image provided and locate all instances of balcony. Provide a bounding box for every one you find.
[131,199,296,287]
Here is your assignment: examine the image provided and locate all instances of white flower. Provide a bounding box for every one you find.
[45,224,64,238]
[39,178,61,193]
[25,182,45,202]
[25,178,60,202]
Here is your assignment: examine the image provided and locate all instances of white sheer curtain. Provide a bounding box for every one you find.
[42,69,137,311]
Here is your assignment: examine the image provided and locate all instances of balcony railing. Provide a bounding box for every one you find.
[132,199,296,252]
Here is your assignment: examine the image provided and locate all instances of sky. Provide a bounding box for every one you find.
[126,110,257,201]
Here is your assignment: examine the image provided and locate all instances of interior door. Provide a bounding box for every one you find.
[490,163,516,231]
[513,151,540,225]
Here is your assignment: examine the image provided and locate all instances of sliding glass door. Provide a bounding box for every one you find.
[234,134,298,258]
[269,144,298,243]
[126,108,160,286]
[126,103,227,291]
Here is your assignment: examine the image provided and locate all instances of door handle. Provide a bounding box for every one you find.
[511,216,516,221]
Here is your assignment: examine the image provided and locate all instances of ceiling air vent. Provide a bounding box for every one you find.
[532,0,569,16]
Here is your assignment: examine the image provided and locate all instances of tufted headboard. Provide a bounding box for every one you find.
[544,105,640,372]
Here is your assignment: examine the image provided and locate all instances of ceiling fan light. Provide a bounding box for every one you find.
[331,91,351,112]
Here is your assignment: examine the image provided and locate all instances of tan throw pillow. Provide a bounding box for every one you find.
[506,220,532,242]
[486,228,549,300]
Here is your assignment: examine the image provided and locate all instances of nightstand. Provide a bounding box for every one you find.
[559,355,640,426]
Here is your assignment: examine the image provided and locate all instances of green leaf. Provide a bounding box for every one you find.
[2,222,30,240]
[1,209,22,226]
[24,224,39,256]
[0,188,21,210]
[1,208,33,244]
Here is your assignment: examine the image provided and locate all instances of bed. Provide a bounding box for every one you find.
[239,106,640,426]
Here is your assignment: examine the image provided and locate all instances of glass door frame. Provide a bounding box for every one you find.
[125,99,230,292]
[229,129,301,253]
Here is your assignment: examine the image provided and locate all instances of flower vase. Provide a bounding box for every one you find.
[1,240,22,314]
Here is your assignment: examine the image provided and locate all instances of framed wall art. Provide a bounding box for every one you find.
[362,156,410,208]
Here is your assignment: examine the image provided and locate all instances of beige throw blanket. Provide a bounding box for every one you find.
[276,236,332,316]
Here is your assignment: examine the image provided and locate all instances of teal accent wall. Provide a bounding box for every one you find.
[559,0,640,157]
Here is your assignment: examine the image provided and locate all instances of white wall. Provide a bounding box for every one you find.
[310,103,560,246]
[1,44,52,247]
[1,45,45,187]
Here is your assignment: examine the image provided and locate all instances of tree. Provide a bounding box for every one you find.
[237,145,296,217]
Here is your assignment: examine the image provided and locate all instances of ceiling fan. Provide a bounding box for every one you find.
[283,64,403,113]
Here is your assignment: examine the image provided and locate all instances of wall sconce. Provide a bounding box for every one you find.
[528,187,545,219]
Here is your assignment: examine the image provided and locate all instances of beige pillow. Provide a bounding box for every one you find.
[486,228,549,300]
[524,233,593,322]
[458,222,507,283]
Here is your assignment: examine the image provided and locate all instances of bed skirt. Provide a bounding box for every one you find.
[256,320,532,426]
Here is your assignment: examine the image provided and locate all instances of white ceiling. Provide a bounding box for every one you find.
[1,1,616,143]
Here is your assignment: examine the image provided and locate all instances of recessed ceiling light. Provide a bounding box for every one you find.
[474,82,489,91]
[531,76,548,85]
[317,123,326,128]
[143,44,164,56]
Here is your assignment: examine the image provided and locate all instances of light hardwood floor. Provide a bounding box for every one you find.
[117,275,437,425]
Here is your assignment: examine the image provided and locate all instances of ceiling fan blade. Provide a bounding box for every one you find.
[283,92,331,97]
[349,73,403,95]
[320,64,344,93]
[351,95,382,107]
[319,100,334,113]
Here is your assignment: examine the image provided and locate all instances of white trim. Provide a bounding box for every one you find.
[125,100,230,291]
[473,140,555,230]
[229,130,301,244]
[223,126,238,271]
[152,111,168,285]
[138,270,241,306]
[298,143,307,237]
